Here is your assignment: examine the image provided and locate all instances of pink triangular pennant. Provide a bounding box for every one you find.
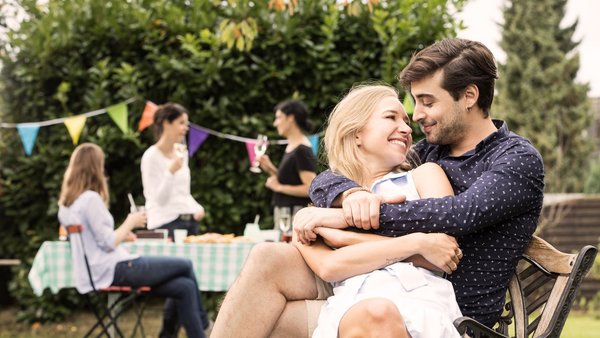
[245,141,257,166]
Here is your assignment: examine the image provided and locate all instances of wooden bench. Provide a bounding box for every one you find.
[454,235,597,337]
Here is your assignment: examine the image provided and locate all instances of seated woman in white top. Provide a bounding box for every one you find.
[292,84,463,338]
[58,143,209,338]
[141,102,205,240]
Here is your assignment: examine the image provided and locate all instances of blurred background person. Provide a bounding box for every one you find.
[141,102,205,240]
[58,143,209,338]
[141,103,207,337]
[258,100,318,237]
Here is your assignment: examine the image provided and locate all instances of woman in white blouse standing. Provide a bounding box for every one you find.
[141,102,205,240]
[141,103,206,337]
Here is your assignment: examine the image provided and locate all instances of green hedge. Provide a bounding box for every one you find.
[0,0,464,322]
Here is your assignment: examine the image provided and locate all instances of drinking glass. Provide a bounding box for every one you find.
[249,134,268,173]
[278,207,292,242]
[174,138,188,158]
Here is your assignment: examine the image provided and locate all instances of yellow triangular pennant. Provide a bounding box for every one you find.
[63,115,87,145]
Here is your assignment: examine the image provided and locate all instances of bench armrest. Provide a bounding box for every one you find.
[454,316,508,338]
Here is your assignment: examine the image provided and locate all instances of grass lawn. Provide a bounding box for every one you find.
[1,303,600,337]
[562,312,600,338]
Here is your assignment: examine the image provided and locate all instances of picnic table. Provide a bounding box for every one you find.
[28,240,255,295]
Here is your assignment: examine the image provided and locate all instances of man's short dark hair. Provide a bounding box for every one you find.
[398,38,498,117]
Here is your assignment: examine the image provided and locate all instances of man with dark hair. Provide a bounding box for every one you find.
[212,38,544,337]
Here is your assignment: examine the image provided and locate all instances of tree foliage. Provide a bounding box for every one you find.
[494,0,594,192]
[0,0,463,322]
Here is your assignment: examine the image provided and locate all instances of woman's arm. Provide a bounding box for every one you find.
[315,227,450,272]
[113,212,146,246]
[293,230,458,282]
[83,192,146,249]
[267,170,316,197]
[141,149,178,206]
[258,155,278,176]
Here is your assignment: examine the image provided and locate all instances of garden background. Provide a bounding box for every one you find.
[1,0,599,336]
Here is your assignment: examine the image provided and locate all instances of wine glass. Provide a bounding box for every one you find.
[278,208,292,242]
[174,138,188,158]
[249,134,268,173]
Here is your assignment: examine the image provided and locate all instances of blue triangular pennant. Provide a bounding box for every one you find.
[17,123,40,156]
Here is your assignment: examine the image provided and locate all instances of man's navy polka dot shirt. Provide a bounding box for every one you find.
[309,120,545,327]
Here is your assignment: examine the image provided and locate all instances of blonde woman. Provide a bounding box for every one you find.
[292,84,463,338]
[58,143,210,338]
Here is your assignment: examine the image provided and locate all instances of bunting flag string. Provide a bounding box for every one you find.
[0,97,322,158]
[0,97,137,128]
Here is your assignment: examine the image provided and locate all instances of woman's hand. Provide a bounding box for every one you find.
[293,207,346,244]
[265,175,281,192]
[125,231,137,242]
[257,154,275,173]
[169,157,184,174]
[194,208,205,221]
[315,227,351,249]
[125,211,147,230]
[413,233,462,274]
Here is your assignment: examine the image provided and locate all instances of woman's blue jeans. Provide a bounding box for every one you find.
[113,256,208,338]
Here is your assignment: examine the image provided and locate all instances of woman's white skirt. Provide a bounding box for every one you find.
[312,262,462,338]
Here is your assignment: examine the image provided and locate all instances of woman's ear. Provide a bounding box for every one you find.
[355,133,362,146]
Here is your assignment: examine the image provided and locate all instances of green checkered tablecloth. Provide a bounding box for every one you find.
[28,240,256,296]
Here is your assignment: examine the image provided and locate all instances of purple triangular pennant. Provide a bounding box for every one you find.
[188,125,209,157]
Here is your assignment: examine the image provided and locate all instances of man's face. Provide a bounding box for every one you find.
[410,70,467,146]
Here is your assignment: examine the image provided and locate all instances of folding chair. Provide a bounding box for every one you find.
[454,235,597,338]
[66,224,150,338]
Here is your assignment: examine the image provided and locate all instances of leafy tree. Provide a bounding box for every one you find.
[494,0,594,192]
[0,0,464,321]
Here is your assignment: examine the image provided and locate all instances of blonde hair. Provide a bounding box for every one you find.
[58,143,109,207]
[324,84,414,186]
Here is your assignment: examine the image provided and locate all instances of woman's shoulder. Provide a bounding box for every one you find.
[78,190,103,203]
[141,145,159,160]
[411,162,444,177]
[292,144,315,156]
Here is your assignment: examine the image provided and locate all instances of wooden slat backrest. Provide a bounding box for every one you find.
[502,236,596,338]
[455,235,597,338]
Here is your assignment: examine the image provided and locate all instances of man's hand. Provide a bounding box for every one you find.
[413,233,462,274]
[293,207,346,244]
[342,191,406,230]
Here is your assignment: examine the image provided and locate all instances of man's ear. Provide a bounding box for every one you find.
[464,84,479,110]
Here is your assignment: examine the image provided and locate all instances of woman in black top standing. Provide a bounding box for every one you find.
[258,100,318,238]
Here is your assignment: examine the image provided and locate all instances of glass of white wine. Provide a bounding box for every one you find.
[249,134,268,173]
[278,207,292,242]
[174,138,188,159]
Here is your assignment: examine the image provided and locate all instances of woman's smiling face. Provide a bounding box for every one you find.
[356,96,412,172]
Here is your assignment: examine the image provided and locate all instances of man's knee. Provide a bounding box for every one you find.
[246,242,298,273]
